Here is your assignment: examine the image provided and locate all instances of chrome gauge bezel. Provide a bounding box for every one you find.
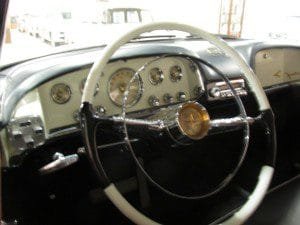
[50,83,72,104]
[149,67,164,85]
[169,65,183,82]
[108,68,143,107]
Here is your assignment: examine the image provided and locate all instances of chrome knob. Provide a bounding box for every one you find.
[209,87,221,98]
[163,93,174,104]
[148,95,160,106]
[73,110,80,122]
[95,105,106,115]
[12,130,22,138]
[177,92,186,101]
[1,219,18,225]
[33,126,43,135]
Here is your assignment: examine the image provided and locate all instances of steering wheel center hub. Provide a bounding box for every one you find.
[177,102,210,140]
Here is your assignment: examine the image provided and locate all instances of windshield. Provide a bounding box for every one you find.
[1,0,299,66]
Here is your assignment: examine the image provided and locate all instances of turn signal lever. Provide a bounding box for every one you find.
[39,152,79,175]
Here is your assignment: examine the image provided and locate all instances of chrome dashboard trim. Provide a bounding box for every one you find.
[206,78,247,101]
[97,138,139,150]
[7,116,45,152]
[48,126,80,139]
[112,116,165,130]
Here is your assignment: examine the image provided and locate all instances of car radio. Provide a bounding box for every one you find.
[207,78,247,100]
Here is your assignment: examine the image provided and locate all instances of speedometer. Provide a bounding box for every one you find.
[108,68,142,107]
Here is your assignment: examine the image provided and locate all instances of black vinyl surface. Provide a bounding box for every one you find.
[246,176,300,225]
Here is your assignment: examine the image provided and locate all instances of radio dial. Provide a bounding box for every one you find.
[209,87,221,98]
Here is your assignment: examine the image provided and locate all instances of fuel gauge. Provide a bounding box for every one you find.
[50,83,72,104]
[149,67,164,85]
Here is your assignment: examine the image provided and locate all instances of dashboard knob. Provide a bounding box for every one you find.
[95,105,106,115]
[148,95,160,106]
[163,93,174,104]
[12,130,22,138]
[73,110,80,122]
[177,92,187,101]
[209,87,221,98]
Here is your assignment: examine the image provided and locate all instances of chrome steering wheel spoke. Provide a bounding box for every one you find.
[112,116,165,130]
[209,116,255,135]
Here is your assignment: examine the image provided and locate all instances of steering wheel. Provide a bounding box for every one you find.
[80,22,276,225]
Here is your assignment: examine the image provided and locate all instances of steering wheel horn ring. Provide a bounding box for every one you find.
[80,22,276,225]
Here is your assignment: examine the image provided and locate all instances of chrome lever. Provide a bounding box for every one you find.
[1,220,18,225]
[39,152,79,175]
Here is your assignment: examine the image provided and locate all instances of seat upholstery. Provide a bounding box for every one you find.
[246,175,300,225]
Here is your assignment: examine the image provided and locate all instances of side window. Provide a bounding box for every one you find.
[112,11,125,24]
[127,10,139,23]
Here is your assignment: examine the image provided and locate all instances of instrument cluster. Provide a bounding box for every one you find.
[32,56,204,134]
[49,60,202,109]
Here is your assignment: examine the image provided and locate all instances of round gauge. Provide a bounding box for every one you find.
[50,83,72,104]
[80,78,99,96]
[108,68,142,107]
[149,67,164,85]
[170,65,183,82]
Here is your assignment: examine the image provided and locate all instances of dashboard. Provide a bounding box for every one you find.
[1,40,300,166]
[254,48,300,87]
[10,56,203,139]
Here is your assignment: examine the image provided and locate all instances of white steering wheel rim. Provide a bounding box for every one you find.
[81,22,274,225]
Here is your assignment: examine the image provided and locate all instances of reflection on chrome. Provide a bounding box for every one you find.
[210,116,255,128]
[112,116,165,130]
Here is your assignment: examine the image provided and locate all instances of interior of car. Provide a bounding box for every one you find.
[0,0,299,225]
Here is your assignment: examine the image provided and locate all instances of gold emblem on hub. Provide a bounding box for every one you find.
[177,102,210,140]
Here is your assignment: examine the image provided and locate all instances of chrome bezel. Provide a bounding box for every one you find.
[108,68,143,108]
[149,67,164,85]
[163,93,174,104]
[169,65,183,82]
[50,83,72,104]
[176,91,187,102]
